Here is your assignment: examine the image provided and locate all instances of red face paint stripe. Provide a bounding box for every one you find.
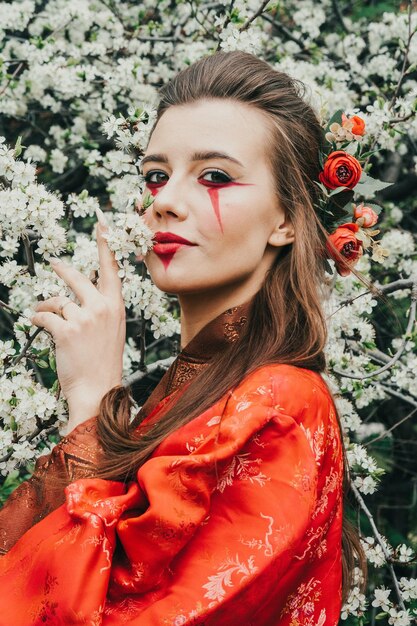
[203,182,255,233]
[207,187,223,233]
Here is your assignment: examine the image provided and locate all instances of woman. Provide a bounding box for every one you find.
[0,51,360,625]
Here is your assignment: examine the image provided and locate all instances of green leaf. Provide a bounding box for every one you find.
[329,186,351,197]
[14,136,24,158]
[356,172,393,196]
[48,353,56,372]
[37,360,49,369]
[325,109,344,133]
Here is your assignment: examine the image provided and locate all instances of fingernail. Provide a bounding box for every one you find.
[95,207,108,229]
[50,258,61,265]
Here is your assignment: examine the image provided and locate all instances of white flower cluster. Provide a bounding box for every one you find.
[0,137,67,260]
[341,567,367,619]
[0,2,416,618]
[361,536,392,567]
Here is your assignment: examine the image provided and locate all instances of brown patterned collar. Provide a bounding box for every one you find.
[138,301,251,419]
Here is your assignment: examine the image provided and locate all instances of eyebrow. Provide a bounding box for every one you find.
[140,150,244,168]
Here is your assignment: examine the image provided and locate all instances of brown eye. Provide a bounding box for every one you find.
[144,171,168,186]
[199,170,233,186]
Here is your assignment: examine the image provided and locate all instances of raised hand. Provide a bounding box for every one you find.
[30,209,126,431]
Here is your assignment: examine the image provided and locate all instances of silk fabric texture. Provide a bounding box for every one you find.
[0,306,343,626]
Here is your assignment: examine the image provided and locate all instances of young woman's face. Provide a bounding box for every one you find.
[140,99,294,297]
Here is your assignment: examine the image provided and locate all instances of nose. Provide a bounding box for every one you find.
[149,176,189,223]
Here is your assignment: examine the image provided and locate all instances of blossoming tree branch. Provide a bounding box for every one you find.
[0,0,416,623]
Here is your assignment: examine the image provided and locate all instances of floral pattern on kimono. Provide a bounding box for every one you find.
[0,364,343,626]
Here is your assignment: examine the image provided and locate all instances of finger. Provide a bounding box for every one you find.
[35,297,80,317]
[50,260,102,306]
[95,213,123,298]
[30,310,66,336]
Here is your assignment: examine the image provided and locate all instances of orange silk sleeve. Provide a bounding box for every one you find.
[0,415,100,555]
[0,366,343,625]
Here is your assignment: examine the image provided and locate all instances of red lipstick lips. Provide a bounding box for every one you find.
[154,232,195,245]
[152,232,196,268]
[153,231,196,254]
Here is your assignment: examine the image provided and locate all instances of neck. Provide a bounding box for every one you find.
[178,282,257,348]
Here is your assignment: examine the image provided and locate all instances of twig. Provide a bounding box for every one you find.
[379,383,417,407]
[335,279,414,311]
[240,0,271,32]
[123,356,175,387]
[333,283,417,380]
[365,406,417,446]
[375,278,415,296]
[9,328,44,367]
[0,62,23,98]
[0,424,58,464]
[21,231,36,277]
[363,0,415,169]
[388,0,415,111]
[331,0,350,34]
[261,13,309,52]
[137,35,183,42]
[351,482,406,610]
[389,112,415,124]
[0,299,19,315]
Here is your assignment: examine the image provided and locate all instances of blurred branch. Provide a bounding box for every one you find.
[240,0,271,32]
[0,299,19,315]
[375,278,415,296]
[261,13,309,52]
[9,328,44,367]
[379,383,417,407]
[123,356,175,387]
[0,62,23,98]
[0,423,58,464]
[334,283,417,380]
[331,0,350,34]
[351,482,406,611]
[365,405,417,446]
[388,0,415,111]
[21,231,37,277]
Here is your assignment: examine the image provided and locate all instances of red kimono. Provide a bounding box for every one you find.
[0,304,343,625]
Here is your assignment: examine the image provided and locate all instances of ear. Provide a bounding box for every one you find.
[268,214,295,248]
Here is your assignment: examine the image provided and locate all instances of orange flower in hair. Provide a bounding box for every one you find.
[342,113,366,136]
[353,203,378,228]
[326,222,362,276]
[319,150,362,190]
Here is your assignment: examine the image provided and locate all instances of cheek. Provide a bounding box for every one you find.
[204,183,254,233]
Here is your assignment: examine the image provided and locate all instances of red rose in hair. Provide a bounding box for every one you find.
[319,151,362,190]
[326,222,362,276]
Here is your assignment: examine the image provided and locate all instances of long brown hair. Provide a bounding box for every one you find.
[95,51,365,602]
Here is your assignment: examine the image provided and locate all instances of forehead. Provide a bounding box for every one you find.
[146,99,271,163]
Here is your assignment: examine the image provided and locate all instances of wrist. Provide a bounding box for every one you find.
[64,383,122,432]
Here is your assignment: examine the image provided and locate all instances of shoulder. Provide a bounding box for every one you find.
[235,364,335,424]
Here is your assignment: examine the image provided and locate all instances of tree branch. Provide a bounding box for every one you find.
[261,13,309,52]
[331,0,350,34]
[123,356,175,387]
[351,482,406,610]
[333,283,417,380]
[388,0,415,111]
[365,405,417,446]
[378,383,417,407]
[240,0,271,32]
[9,328,44,367]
